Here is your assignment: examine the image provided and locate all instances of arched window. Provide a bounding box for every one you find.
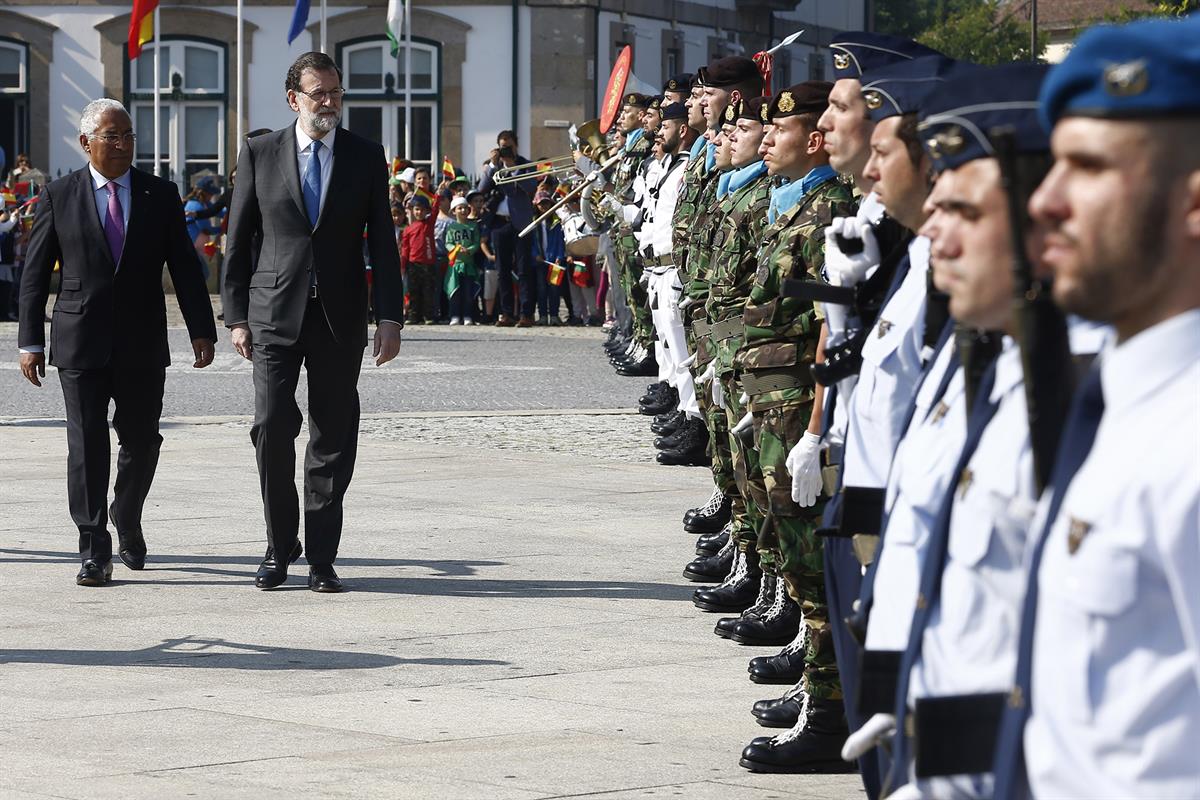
[126,37,226,189]
[338,37,440,169]
[0,38,30,175]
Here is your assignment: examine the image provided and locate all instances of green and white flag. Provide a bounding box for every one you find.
[386,0,403,55]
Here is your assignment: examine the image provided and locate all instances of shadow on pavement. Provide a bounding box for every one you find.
[0,635,510,670]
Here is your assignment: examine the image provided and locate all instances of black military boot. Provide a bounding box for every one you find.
[748,626,809,684]
[651,409,687,435]
[692,547,762,612]
[617,349,658,376]
[654,415,700,450]
[715,572,778,639]
[739,696,855,773]
[683,489,732,533]
[752,681,806,728]
[694,526,730,556]
[656,421,709,466]
[730,586,803,646]
[682,531,734,582]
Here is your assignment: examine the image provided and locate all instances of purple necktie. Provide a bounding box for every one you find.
[104,182,125,265]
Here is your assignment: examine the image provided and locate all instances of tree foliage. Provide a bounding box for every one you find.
[1110,0,1200,19]
[873,0,1046,64]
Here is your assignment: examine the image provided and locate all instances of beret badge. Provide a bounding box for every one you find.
[760,102,770,122]
[778,91,796,113]
[1103,60,1149,97]
[833,52,851,71]
[863,90,883,110]
[724,103,736,122]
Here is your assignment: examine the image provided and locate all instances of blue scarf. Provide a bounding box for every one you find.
[720,159,768,199]
[689,135,707,162]
[704,141,717,172]
[767,165,838,224]
[624,128,644,153]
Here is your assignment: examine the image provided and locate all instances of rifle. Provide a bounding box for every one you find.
[992,128,1074,493]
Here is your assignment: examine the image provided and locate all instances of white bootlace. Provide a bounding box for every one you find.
[695,487,725,516]
[748,572,774,612]
[771,688,811,745]
[755,580,790,623]
[716,543,747,589]
[779,614,810,656]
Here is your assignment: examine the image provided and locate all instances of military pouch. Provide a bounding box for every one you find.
[840,486,885,538]
[740,366,814,396]
[912,692,1007,779]
[857,649,903,717]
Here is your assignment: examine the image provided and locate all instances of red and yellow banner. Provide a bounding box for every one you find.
[600,45,632,134]
[128,0,159,60]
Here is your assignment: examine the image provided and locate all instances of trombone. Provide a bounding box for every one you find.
[491,155,576,185]
[519,150,623,238]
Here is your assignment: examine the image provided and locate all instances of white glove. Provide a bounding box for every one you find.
[712,377,725,409]
[680,353,697,369]
[841,713,896,761]
[604,196,623,215]
[824,217,881,288]
[785,431,825,507]
[740,392,749,405]
[586,168,604,184]
[679,295,695,310]
[695,362,716,385]
[731,411,753,436]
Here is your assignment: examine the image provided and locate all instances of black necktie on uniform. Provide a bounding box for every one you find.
[992,365,1105,800]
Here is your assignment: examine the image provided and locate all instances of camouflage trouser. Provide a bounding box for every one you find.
[615,230,653,348]
[722,375,766,558]
[747,400,840,701]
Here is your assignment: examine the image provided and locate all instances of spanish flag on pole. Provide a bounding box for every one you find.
[128,0,158,60]
[440,155,455,183]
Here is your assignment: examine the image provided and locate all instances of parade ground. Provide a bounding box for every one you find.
[0,314,862,799]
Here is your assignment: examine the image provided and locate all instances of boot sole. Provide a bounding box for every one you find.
[682,569,727,583]
[693,598,758,613]
[683,518,731,534]
[748,671,806,684]
[754,716,800,728]
[737,757,858,774]
[731,631,802,647]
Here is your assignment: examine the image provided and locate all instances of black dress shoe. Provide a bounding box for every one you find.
[695,527,730,556]
[617,355,658,377]
[651,410,686,435]
[264,540,303,565]
[255,554,289,589]
[731,594,804,647]
[748,637,808,684]
[755,695,804,728]
[110,503,147,570]
[692,549,762,612]
[308,564,345,593]
[656,442,710,466]
[715,574,779,639]
[682,538,734,582]
[683,490,733,533]
[76,559,113,587]
[738,697,855,773]
[639,399,677,417]
[638,382,672,406]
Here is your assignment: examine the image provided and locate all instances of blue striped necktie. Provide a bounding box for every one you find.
[302,139,322,228]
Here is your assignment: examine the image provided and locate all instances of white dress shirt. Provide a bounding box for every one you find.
[295,123,335,218]
[645,156,689,258]
[1026,310,1200,800]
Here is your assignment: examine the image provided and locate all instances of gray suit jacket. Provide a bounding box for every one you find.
[222,123,403,348]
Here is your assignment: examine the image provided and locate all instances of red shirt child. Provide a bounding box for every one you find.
[399,200,437,268]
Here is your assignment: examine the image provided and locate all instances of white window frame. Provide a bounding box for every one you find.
[343,99,438,169]
[342,39,439,95]
[0,39,28,94]
[130,101,226,188]
[130,39,225,96]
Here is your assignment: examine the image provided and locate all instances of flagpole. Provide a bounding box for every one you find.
[404,0,412,163]
[153,5,161,179]
[320,0,327,53]
[236,0,244,145]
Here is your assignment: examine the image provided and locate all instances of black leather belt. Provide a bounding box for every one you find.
[781,278,857,305]
[740,366,814,395]
[912,692,1007,778]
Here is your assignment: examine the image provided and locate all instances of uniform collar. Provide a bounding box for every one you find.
[295,122,336,153]
[988,336,1023,405]
[1101,309,1200,415]
[88,164,131,192]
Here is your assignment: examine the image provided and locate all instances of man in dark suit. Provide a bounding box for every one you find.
[476,130,538,326]
[18,98,217,587]
[222,51,403,593]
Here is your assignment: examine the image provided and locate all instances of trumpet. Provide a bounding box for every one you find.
[491,155,577,185]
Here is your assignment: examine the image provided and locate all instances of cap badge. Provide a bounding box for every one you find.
[1103,59,1148,97]
[668,79,678,90]
[935,126,965,156]
[833,52,851,71]
[760,102,770,123]
[724,104,736,122]
[863,90,883,110]
[778,92,796,114]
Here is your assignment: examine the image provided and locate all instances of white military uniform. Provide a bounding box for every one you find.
[1025,310,1200,799]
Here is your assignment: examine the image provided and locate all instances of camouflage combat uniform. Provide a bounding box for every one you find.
[611,134,653,348]
[704,169,774,557]
[736,173,855,700]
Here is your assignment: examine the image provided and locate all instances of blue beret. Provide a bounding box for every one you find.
[860,55,963,122]
[660,101,687,121]
[918,63,1051,172]
[829,32,944,80]
[1040,15,1200,129]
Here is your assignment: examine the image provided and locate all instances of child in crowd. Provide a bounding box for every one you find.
[443,196,480,325]
[433,188,453,322]
[530,190,565,325]
[469,191,499,323]
[399,194,437,324]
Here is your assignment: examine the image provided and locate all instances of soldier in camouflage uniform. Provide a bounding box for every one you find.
[608,94,656,375]
[733,82,858,776]
[690,97,779,632]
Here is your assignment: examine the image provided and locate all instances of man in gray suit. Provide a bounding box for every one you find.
[222,51,404,593]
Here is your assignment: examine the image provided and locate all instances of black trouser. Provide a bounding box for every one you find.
[490,221,536,318]
[59,364,165,563]
[250,300,363,566]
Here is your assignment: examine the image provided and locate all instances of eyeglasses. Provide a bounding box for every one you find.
[296,87,345,104]
[92,132,136,144]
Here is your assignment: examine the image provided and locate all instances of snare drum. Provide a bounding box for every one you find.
[562,212,599,257]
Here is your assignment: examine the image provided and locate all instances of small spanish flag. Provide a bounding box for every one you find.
[415,185,438,206]
[536,161,554,173]
[441,155,455,182]
[128,0,159,60]
[555,182,569,199]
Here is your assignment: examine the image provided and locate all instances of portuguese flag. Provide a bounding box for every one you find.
[128,0,158,60]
